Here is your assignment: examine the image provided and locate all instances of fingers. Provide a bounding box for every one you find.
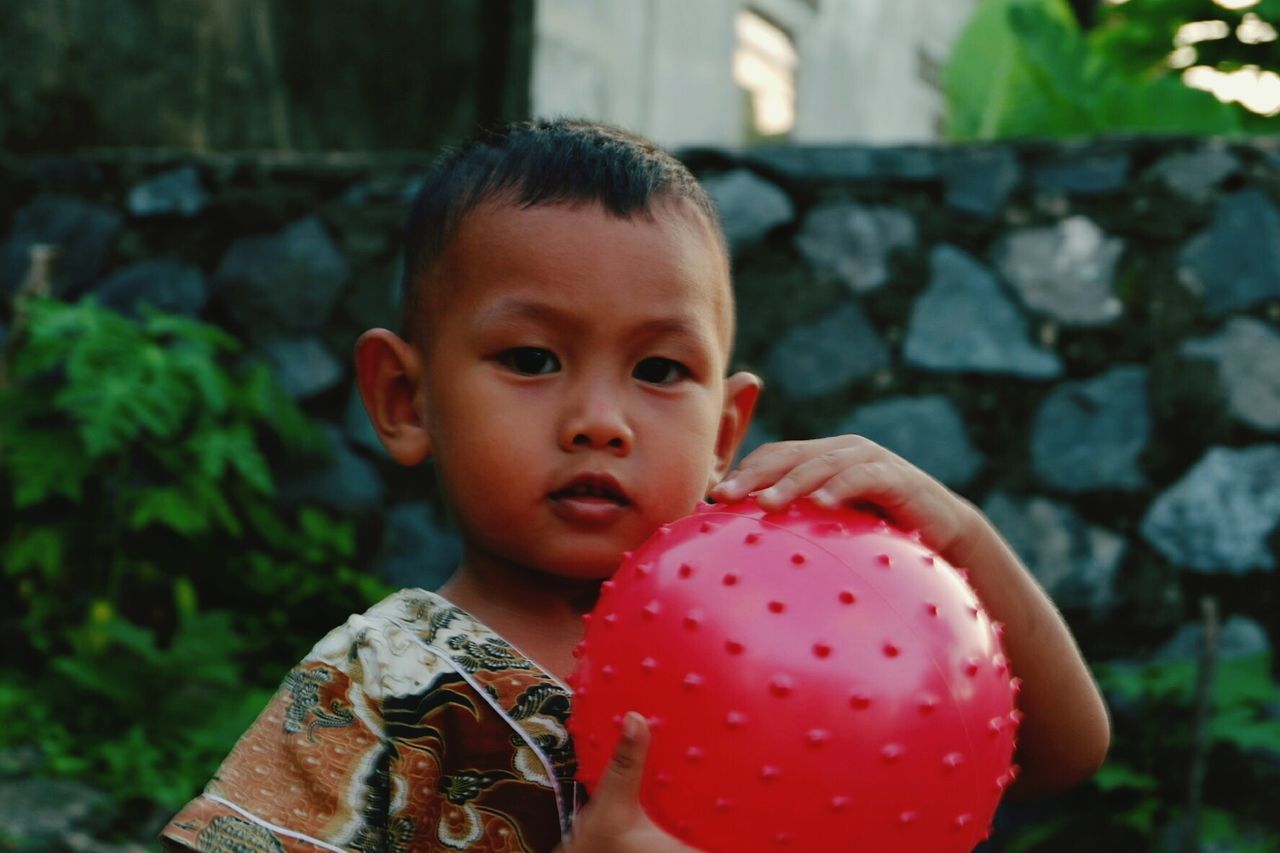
[711,437,864,506]
[708,435,973,555]
[711,436,885,511]
[591,712,651,814]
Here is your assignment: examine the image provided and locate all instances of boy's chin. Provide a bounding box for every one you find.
[537,554,629,584]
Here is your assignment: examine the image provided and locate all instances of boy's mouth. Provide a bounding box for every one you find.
[549,474,630,506]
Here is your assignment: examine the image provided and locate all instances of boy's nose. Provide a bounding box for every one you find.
[560,392,634,455]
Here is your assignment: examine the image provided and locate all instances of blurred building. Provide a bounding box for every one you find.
[531,0,981,149]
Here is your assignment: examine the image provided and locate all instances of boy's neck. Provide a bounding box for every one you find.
[436,556,602,681]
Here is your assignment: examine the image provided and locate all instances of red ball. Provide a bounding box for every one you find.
[569,498,1019,852]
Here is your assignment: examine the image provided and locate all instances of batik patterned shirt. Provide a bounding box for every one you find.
[162,589,580,852]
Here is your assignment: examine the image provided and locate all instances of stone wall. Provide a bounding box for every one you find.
[2,135,1278,714]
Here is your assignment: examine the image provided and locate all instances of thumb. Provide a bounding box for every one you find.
[592,711,651,810]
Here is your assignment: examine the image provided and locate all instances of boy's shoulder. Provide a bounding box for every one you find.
[317,584,552,671]
[308,587,556,696]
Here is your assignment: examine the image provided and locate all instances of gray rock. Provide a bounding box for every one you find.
[794,201,916,294]
[1146,146,1240,203]
[257,336,345,400]
[213,217,350,335]
[836,394,983,487]
[1181,317,1280,432]
[982,491,1125,614]
[1031,365,1150,493]
[0,195,122,298]
[746,145,942,182]
[126,165,210,217]
[993,215,1125,326]
[1179,189,1280,316]
[1032,153,1130,195]
[1152,615,1271,664]
[903,244,1063,378]
[91,258,208,318]
[763,301,891,399]
[279,425,385,515]
[345,384,388,456]
[702,169,794,250]
[944,146,1022,217]
[0,778,113,849]
[378,501,462,590]
[1140,444,1280,574]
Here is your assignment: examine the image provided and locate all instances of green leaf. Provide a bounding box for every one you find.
[1210,713,1280,753]
[1093,760,1160,792]
[129,484,213,536]
[165,610,245,686]
[189,419,272,493]
[143,308,240,353]
[946,0,1252,138]
[1093,72,1241,134]
[1213,653,1279,707]
[2,526,66,579]
[1115,797,1161,832]
[298,506,356,559]
[51,655,146,707]
[170,342,234,416]
[1007,0,1101,132]
[1199,807,1264,851]
[236,362,320,449]
[3,428,89,506]
[1004,816,1071,853]
[944,0,1085,139]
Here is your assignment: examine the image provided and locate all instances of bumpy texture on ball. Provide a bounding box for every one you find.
[569,498,1020,852]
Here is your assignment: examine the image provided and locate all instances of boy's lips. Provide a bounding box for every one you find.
[549,473,631,524]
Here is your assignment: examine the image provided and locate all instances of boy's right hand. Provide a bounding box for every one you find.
[556,713,699,853]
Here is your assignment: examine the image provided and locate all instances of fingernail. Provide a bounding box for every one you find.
[811,490,835,507]
[623,712,640,740]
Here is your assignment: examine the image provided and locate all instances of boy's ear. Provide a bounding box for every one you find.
[711,371,763,482]
[353,329,432,466]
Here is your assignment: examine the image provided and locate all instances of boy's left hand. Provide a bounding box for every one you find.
[710,435,979,561]
[556,713,698,852]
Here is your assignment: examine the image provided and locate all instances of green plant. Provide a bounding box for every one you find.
[1004,650,1280,849]
[0,294,389,834]
[944,0,1260,139]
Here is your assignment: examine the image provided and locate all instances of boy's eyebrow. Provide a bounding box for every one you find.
[474,297,583,331]
[475,297,716,346]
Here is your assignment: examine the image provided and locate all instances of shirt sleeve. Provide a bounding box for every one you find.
[160,653,392,851]
[160,591,570,852]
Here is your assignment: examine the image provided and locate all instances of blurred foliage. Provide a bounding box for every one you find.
[0,294,390,833]
[1093,0,1280,80]
[945,0,1280,138]
[1002,650,1280,850]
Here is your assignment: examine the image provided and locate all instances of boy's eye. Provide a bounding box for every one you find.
[633,357,689,385]
[499,348,561,375]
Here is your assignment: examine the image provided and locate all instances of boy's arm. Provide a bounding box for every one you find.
[710,435,1111,799]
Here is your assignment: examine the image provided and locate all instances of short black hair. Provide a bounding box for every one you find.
[399,118,726,343]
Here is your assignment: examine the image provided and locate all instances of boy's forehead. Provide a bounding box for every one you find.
[424,197,735,353]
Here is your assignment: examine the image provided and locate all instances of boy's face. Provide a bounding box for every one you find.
[415,198,751,582]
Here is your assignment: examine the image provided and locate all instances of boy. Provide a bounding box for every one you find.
[162,120,1109,852]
